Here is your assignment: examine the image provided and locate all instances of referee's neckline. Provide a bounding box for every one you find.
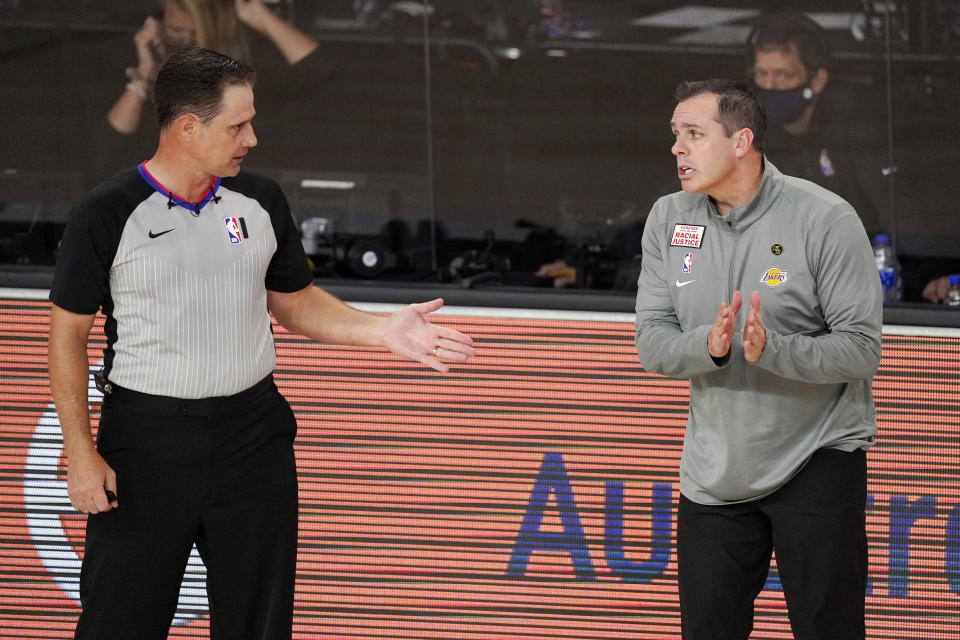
[137,162,222,215]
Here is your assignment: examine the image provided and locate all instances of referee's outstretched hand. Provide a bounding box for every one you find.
[382,298,476,373]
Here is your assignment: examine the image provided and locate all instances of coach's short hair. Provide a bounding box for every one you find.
[674,79,767,154]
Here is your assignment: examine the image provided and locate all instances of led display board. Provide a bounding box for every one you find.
[1,296,958,638]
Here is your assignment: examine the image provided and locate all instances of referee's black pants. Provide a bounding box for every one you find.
[74,375,299,640]
[677,448,868,640]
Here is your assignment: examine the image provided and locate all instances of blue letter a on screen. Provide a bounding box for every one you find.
[506,452,595,580]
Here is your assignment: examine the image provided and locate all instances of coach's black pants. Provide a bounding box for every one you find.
[677,448,867,640]
[74,375,299,640]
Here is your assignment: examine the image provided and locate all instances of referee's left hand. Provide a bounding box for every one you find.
[382,298,476,372]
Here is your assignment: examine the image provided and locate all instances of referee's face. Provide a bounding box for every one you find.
[195,83,258,178]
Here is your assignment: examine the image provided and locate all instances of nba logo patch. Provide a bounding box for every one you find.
[224,217,248,244]
[819,148,835,177]
[682,252,693,274]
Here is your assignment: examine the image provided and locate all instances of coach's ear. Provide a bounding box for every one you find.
[734,127,754,158]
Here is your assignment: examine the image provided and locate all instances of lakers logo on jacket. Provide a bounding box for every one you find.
[760,266,789,288]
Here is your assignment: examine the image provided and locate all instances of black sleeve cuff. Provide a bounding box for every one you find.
[711,351,730,367]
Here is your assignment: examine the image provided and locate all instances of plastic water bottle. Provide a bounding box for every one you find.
[872,233,902,304]
[946,274,960,307]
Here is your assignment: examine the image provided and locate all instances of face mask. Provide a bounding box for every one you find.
[756,85,815,125]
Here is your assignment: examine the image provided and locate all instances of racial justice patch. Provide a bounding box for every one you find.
[670,224,705,248]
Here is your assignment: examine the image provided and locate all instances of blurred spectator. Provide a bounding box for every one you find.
[107,0,318,135]
[922,275,955,304]
[527,0,599,40]
[748,12,959,304]
[748,12,884,237]
[540,13,886,290]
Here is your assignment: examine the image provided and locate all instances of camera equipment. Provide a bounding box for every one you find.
[442,230,511,288]
[300,216,407,278]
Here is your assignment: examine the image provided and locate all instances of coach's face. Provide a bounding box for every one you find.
[194,84,258,178]
[670,92,739,197]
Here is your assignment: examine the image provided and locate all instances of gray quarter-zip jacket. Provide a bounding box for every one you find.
[635,159,882,505]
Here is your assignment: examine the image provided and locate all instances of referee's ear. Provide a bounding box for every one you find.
[164,113,200,146]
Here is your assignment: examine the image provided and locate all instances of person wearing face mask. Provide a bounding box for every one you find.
[538,14,882,292]
[747,12,884,239]
[749,13,960,305]
[107,0,320,136]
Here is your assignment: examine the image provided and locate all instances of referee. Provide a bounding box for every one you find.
[47,46,475,639]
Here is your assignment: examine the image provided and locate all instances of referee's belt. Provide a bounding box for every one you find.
[98,374,277,417]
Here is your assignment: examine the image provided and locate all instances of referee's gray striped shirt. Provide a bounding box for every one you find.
[50,167,313,399]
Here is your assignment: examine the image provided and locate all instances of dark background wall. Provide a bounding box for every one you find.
[2,1,959,296]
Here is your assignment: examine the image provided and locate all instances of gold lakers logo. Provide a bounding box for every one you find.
[760,267,789,288]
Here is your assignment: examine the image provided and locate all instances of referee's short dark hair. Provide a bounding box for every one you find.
[154,46,256,131]
[674,79,767,154]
